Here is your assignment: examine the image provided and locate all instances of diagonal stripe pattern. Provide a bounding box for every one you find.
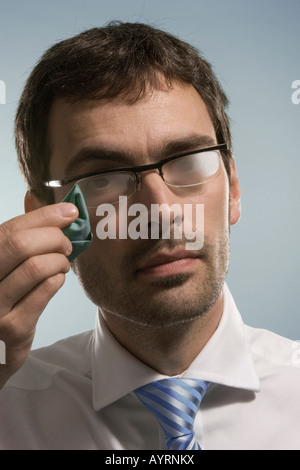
[134,378,209,450]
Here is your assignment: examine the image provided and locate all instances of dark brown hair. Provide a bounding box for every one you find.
[15,21,232,202]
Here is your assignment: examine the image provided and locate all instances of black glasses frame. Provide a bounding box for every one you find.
[43,143,228,188]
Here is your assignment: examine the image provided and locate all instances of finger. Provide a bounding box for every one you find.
[0,226,72,281]
[0,253,70,318]
[0,272,67,351]
[0,203,78,242]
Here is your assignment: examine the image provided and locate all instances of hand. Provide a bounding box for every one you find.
[0,203,78,389]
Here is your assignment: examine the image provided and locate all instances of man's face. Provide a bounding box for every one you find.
[47,82,240,327]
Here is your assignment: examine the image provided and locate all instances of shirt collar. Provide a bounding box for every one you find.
[92,283,260,411]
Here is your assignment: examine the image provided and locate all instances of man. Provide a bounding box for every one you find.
[0,21,299,450]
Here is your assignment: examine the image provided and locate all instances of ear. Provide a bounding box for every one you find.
[24,190,48,213]
[229,157,241,226]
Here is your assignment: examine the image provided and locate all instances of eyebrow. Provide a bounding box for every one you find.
[63,134,217,179]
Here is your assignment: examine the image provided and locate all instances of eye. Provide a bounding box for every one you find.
[163,151,220,187]
[90,176,111,189]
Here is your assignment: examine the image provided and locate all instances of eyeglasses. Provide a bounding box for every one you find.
[43,143,228,207]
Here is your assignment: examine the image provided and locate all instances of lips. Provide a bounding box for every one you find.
[135,248,201,276]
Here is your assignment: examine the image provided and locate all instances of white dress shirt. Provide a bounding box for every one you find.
[1,283,300,450]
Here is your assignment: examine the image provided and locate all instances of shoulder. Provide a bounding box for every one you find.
[0,330,95,449]
[4,329,94,391]
[245,324,300,380]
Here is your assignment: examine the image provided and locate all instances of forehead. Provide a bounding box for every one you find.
[47,83,216,178]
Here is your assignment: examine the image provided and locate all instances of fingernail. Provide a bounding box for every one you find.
[65,236,73,255]
[56,203,78,218]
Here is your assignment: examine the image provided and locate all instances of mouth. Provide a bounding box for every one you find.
[135,249,201,278]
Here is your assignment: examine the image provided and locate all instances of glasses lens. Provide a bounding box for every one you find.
[77,171,136,207]
[163,150,220,187]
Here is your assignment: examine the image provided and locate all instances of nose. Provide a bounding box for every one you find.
[133,170,183,236]
[137,169,177,206]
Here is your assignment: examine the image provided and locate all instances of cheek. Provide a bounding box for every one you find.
[87,212,128,265]
[202,172,230,234]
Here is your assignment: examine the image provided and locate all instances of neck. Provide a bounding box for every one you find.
[101,292,224,376]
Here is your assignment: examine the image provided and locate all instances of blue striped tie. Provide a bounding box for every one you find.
[134,378,209,450]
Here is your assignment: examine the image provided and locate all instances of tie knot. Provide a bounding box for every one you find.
[134,378,209,450]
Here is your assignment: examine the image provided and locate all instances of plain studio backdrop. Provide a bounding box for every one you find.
[0,0,299,349]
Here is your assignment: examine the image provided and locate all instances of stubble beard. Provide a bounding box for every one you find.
[72,228,230,329]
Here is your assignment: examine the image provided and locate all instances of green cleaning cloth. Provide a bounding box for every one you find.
[61,184,93,261]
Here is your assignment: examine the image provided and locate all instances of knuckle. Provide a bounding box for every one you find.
[53,226,68,246]
[22,253,69,283]
[0,222,11,239]
[23,256,44,281]
[41,273,65,297]
[0,316,22,343]
[53,226,64,237]
[52,253,70,273]
[0,317,34,351]
[7,232,28,257]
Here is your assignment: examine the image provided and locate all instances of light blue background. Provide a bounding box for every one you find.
[0,0,299,348]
